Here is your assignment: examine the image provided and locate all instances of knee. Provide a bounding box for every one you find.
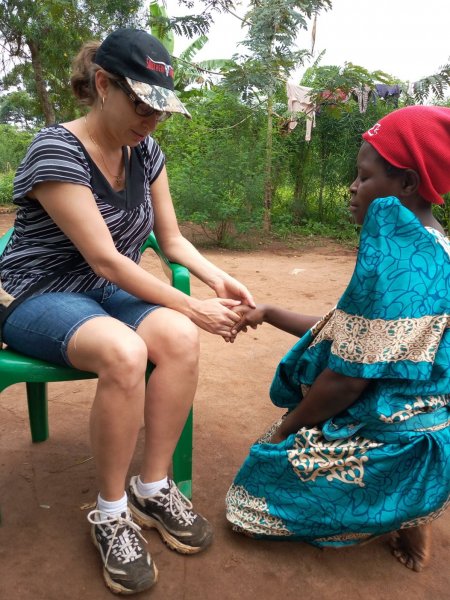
[151,314,200,366]
[98,335,148,389]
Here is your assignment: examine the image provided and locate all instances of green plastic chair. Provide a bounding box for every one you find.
[0,228,193,499]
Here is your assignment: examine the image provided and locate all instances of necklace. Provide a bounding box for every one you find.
[84,115,123,186]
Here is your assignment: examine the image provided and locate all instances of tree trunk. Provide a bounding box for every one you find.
[318,132,327,220]
[263,95,273,233]
[293,141,311,223]
[27,38,55,125]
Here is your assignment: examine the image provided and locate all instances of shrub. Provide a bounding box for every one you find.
[0,125,34,172]
[0,171,14,206]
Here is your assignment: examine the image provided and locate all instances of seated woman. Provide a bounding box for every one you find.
[226,105,450,572]
[0,29,254,595]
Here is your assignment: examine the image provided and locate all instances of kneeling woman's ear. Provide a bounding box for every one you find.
[401,168,421,197]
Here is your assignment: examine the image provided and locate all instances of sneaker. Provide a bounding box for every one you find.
[87,508,158,595]
[128,476,213,554]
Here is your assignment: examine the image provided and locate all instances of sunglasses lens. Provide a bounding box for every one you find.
[157,112,171,123]
[136,104,171,122]
[135,103,155,117]
[116,81,172,122]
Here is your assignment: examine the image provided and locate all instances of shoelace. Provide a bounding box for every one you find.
[158,482,196,526]
[87,510,147,567]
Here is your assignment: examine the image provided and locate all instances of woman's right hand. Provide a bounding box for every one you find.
[189,297,243,338]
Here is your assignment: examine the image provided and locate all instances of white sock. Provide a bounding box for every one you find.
[96,492,128,519]
[136,475,168,497]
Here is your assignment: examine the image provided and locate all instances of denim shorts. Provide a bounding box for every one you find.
[2,284,161,367]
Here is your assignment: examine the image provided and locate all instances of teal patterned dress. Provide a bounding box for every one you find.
[226,197,450,546]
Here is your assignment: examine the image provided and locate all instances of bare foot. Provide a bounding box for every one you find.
[389,524,431,572]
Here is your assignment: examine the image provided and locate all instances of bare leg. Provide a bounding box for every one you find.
[390,523,432,572]
[67,316,148,501]
[135,308,199,482]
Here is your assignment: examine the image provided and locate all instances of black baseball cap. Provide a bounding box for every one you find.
[95,28,191,118]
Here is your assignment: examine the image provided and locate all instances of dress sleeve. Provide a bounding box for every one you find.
[269,199,450,410]
[13,126,92,202]
[317,197,450,380]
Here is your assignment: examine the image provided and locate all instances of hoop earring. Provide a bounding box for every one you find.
[101,96,105,111]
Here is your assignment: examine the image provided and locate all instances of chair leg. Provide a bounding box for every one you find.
[26,382,49,443]
[172,408,193,499]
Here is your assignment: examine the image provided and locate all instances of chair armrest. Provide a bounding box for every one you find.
[140,232,190,296]
[0,228,13,255]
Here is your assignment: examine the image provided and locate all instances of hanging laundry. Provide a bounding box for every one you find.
[373,84,401,107]
[319,88,350,104]
[351,84,371,113]
[286,81,316,141]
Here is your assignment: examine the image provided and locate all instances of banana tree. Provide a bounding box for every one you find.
[149,1,232,98]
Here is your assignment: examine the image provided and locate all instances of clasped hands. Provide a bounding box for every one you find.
[225,304,265,343]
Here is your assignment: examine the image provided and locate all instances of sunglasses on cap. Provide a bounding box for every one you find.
[114,80,171,122]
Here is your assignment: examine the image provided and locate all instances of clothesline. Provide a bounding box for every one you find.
[285,81,413,141]
[171,56,418,137]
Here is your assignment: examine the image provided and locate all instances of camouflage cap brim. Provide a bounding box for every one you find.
[126,78,191,119]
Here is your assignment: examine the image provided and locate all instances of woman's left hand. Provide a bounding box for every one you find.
[213,275,256,308]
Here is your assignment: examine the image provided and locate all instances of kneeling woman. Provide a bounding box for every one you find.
[226,106,450,572]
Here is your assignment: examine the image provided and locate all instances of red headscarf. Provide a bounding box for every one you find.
[362,105,450,205]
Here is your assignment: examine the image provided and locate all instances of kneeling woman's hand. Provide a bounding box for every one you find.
[232,304,267,335]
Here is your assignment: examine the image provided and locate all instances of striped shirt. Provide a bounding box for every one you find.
[0,125,164,297]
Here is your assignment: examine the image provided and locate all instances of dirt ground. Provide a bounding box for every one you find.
[0,212,448,600]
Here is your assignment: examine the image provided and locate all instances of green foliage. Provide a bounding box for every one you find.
[149,0,175,53]
[0,171,15,205]
[172,40,233,95]
[0,0,145,124]
[433,195,450,234]
[273,218,358,243]
[0,125,35,172]
[220,0,332,231]
[151,14,213,40]
[154,88,266,245]
[0,125,34,206]
[0,90,43,128]
[148,0,238,39]
[302,62,398,95]
[150,2,233,96]
[414,63,450,103]
[275,62,400,228]
[225,0,331,99]
[1,0,448,245]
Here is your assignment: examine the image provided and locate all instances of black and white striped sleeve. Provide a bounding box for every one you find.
[13,126,91,201]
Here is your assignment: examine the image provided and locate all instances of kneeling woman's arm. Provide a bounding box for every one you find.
[233,303,321,338]
[272,368,371,443]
